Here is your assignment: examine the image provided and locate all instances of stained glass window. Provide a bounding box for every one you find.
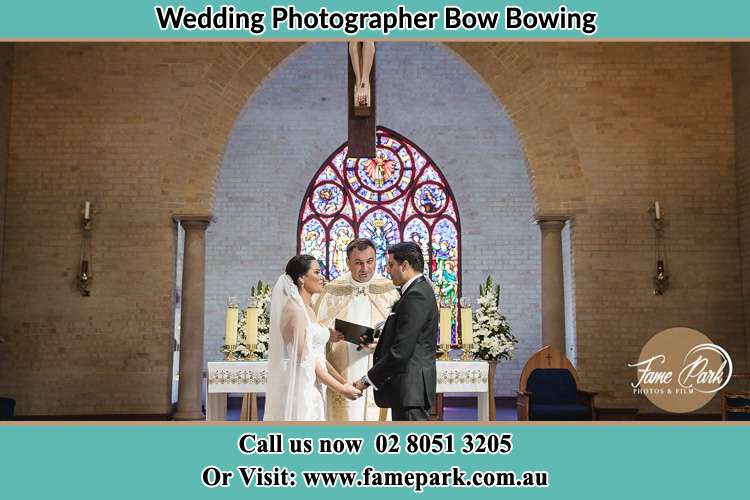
[298,127,462,343]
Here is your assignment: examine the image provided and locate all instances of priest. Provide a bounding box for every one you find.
[313,238,400,421]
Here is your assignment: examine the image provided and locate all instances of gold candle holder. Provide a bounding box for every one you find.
[437,344,451,361]
[222,345,238,361]
[246,344,259,361]
[459,343,475,361]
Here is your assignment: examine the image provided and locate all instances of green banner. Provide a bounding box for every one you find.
[1,423,748,499]
[0,1,749,40]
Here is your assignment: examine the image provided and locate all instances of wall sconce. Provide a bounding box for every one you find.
[77,201,95,296]
[649,201,669,295]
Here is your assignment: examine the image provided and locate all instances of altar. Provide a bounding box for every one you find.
[206,360,493,421]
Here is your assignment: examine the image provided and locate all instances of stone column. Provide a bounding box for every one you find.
[173,215,212,420]
[535,215,568,352]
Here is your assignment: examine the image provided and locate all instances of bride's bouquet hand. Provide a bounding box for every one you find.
[341,383,362,401]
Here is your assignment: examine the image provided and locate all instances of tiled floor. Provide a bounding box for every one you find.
[224,396,518,421]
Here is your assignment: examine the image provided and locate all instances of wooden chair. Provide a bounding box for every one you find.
[721,372,750,421]
[517,346,597,421]
[240,393,259,421]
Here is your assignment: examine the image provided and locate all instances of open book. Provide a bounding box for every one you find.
[334,319,375,346]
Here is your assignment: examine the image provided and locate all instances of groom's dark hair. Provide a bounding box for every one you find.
[346,238,376,257]
[387,242,424,272]
[285,254,317,286]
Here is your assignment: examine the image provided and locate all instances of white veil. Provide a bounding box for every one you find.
[263,274,315,421]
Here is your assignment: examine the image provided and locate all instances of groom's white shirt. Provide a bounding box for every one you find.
[400,274,423,296]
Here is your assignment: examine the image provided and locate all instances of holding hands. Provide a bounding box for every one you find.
[340,383,362,400]
[353,379,367,392]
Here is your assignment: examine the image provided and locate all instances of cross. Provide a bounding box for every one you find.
[347,42,376,158]
[545,351,553,365]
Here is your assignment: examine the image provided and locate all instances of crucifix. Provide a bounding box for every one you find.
[347,41,376,158]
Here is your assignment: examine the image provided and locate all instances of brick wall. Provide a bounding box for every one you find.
[0,45,13,317]
[733,44,750,372]
[0,42,745,415]
[557,44,742,410]
[0,43,300,416]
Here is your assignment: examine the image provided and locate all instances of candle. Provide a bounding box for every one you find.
[225,305,239,346]
[439,307,452,346]
[461,307,473,345]
[654,201,660,220]
[81,260,89,274]
[245,307,259,346]
[84,201,91,220]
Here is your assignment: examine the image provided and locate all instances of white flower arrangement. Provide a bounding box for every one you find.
[470,276,518,362]
[253,288,271,359]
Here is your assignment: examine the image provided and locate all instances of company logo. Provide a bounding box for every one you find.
[628,327,733,413]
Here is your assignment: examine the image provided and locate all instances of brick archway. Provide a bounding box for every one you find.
[162,42,586,217]
[168,42,583,418]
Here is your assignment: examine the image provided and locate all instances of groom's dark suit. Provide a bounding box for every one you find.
[367,276,438,421]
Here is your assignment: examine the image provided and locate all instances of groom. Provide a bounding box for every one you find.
[354,242,438,421]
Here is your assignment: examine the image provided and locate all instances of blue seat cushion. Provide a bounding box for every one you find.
[527,369,578,405]
[530,403,592,421]
[0,397,15,420]
[727,412,750,421]
[726,396,750,408]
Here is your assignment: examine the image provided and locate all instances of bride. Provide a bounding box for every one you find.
[264,255,362,421]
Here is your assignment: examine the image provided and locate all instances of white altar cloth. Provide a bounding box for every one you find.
[206,360,491,421]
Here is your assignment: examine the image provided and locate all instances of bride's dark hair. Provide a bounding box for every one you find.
[285,254,317,286]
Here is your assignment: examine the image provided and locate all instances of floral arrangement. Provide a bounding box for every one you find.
[249,281,272,358]
[470,276,518,362]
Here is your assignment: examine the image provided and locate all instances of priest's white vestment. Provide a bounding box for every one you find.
[313,272,399,421]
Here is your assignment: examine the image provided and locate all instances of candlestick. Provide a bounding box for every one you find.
[77,203,94,296]
[460,306,473,345]
[439,307,452,346]
[245,306,259,346]
[225,304,239,346]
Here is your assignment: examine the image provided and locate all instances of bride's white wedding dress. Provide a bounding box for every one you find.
[297,320,329,420]
[264,275,329,421]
